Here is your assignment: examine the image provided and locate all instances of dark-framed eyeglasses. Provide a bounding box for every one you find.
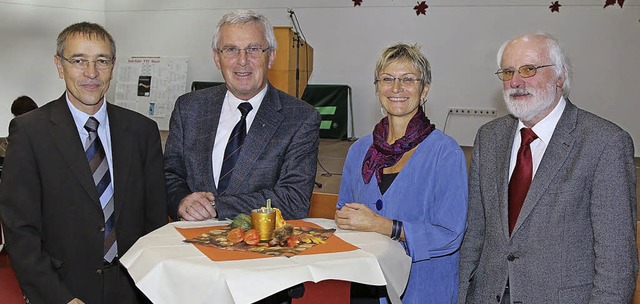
[58,55,114,70]
[375,76,422,87]
[495,64,554,81]
[217,46,270,58]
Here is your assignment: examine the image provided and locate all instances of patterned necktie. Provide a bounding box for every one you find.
[84,117,117,262]
[218,102,253,194]
[508,128,538,235]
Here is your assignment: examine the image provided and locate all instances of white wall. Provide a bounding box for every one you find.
[2,0,639,155]
[0,0,104,135]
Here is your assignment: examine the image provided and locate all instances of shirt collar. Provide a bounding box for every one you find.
[65,93,108,129]
[517,96,566,145]
[224,85,268,113]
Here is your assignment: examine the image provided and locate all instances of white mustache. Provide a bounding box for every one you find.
[505,88,531,96]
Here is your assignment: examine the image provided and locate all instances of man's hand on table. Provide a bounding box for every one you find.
[178,192,217,221]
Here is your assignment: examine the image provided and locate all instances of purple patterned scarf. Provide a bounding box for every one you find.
[361,106,435,184]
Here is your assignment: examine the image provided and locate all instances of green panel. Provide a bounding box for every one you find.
[320,120,332,130]
[316,106,337,115]
[302,85,350,139]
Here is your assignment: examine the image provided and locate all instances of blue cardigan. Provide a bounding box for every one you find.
[337,130,468,303]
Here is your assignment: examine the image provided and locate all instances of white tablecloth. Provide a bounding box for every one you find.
[120,218,411,304]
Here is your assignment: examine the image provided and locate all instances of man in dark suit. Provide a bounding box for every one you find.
[165,10,320,221]
[458,32,637,303]
[0,22,167,303]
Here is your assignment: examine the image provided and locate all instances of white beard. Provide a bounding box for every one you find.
[503,82,556,122]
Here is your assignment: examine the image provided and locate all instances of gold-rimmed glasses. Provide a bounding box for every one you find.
[495,64,554,81]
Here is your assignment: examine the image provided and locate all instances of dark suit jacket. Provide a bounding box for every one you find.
[0,94,167,303]
[458,100,638,303]
[164,83,320,220]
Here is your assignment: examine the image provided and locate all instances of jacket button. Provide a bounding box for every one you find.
[96,269,103,276]
[507,254,517,261]
[496,295,501,302]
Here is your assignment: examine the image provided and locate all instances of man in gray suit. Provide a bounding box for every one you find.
[458,32,637,303]
[164,10,320,221]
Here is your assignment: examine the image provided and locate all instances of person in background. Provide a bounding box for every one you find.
[0,95,38,242]
[458,32,637,304]
[335,43,468,303]
[164,9,320,221]
[11,95,38,117]
[0,95,38,157]
[0,22,167,303]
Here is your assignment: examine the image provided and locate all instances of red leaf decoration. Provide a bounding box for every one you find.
[604,0,625,8]
[414,1,428,16]
[353,0,362,6]
[549,1,561,12]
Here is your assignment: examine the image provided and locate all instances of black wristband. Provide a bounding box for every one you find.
[391,219,399,240]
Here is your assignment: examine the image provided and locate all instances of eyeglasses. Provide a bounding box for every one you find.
[217,46,270,59]
[375,76,422,87]
[495,64,554,81]
[58,55,114,70]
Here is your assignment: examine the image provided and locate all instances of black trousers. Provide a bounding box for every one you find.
[102,261,150,304]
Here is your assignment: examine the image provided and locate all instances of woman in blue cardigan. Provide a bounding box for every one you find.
[335,43,468,303]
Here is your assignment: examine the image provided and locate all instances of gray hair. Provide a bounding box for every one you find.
[497,31,572,98]
[56,22,116,59]
[211,10,277,51]
[374,43,432,89]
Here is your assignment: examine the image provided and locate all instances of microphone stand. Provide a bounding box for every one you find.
[289,10,303,98]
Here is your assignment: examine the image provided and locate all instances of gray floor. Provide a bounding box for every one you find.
[314,139,353,194]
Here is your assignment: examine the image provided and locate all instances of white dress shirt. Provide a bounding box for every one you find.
[212,86,267,185]
[509,97,566,180]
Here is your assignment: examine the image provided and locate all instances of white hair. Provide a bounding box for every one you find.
[497,31,572,98]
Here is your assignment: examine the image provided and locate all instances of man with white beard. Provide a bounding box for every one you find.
[458,32,638,304]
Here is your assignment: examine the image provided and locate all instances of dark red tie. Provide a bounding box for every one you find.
[508,128,538,234]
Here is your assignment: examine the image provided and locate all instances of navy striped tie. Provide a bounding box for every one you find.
[84,117,117,263]
[218,102,252,194]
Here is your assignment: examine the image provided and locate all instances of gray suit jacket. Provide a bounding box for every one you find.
[164,83,320,220]
[458,100,638,303]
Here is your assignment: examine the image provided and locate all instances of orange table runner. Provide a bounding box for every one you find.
[176,220,358,261]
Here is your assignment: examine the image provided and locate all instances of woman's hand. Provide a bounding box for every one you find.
[335,203,382,232]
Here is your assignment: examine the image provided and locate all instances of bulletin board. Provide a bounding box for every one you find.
[114,56,189,130]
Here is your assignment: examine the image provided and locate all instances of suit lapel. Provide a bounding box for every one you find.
[48,95,102,209]
[496,118,519,240]
[512,101,577,234]
[226,84,283,194]
[201,90,223,194]
[108,104,132,222]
